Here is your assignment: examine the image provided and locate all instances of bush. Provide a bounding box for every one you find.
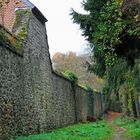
[63,70,78,83]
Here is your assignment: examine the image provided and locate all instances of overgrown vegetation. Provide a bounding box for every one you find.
[52,52,104,92]
[63,70,95,93]
[71,0,140,116]
[12,121,113,140]
[114,117,140,140]
[12,9,31,40]
[0,8,32,55]
[63,70,78,84]
[0,25,23,54]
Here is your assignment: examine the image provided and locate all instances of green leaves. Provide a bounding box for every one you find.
[127,27,140,36]
[92,0,125,67]
[14,121,114,140]
[71,0,140,75]
[71,0,140,116]
[114,117,140,139]
[63,70,78,83]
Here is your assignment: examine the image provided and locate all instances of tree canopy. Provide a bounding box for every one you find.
[71,0,140,76]
[71,0,140,116]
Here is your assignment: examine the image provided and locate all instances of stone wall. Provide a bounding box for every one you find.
[0,10,52,139]
[94,93,106,118]
[76,86,88,122]
[23,11,52,134]
[0,33,24,139]
[47,72,76,129]
[47,72,90,129]
[87,91,94,117]
[0,8,106,139]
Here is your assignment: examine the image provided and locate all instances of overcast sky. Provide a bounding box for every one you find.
[30,0,88,57]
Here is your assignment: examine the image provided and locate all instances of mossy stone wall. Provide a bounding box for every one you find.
[76,86,88,122]
[0,10,106,139]
[0,38,24,139]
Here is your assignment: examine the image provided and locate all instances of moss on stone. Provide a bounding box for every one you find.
[0,9,32,54]
[0,26,23,55]
[13,9,31,40]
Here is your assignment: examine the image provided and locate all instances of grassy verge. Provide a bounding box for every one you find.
[114,117,140,140]
[12,121,113,140]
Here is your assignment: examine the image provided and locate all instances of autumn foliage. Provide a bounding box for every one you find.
[52,52,104,92]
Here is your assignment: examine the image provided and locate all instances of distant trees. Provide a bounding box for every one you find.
[52,51,104,92]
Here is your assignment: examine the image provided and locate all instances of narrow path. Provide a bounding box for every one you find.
[107,112,130,140]
[112,126,127,140]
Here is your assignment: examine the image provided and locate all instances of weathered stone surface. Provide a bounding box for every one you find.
[0,9,106,139]
[94,93,107,118]
[0,44,23,139]
[48,72,76,129]
[22,12,52,134]
[76,86,88,122]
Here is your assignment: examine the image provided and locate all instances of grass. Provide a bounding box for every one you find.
[12,121,113,140]
[114,117,140,140]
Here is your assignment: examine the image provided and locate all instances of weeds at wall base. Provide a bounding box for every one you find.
[114,116,140,140]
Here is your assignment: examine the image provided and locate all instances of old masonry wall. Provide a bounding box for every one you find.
[0,9,106,139]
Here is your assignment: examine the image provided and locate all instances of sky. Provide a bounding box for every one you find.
[30,0,88,57]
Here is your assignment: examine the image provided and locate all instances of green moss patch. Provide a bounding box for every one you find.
[12,9,31,40]
[0,9,32,55]
[0,26,23,55]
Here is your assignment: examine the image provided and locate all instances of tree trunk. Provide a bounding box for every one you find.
[135,95,140,117]
[131,93,137,117]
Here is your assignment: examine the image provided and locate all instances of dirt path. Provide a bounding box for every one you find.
[112,126,127,140]
[107,112,130,140]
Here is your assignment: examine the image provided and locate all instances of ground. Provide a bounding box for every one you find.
[107,112,131,140]
[13,112,136,140]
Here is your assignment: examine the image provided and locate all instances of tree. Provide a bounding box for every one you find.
[52,51,104,92]
[0,0,10,25]
[71,0,140,116]
[71,0,140,76]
